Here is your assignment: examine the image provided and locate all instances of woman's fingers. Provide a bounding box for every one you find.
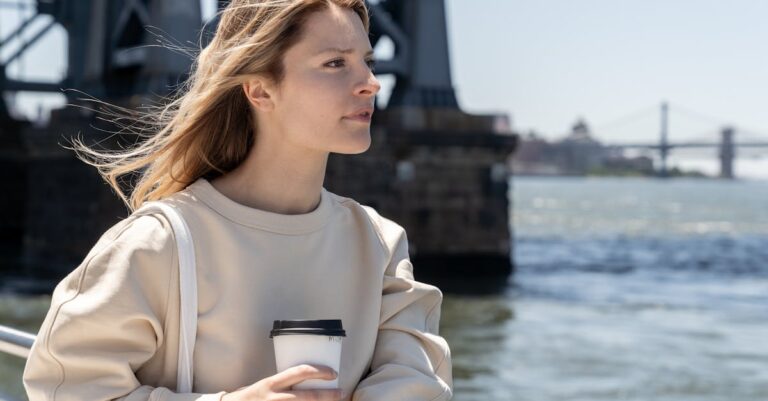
[268,364,338,390]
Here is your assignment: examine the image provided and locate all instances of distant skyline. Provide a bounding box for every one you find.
[439,0,768,178]
[2,0,767,178]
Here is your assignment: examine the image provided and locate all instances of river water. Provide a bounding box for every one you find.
[443,177,768,400]
[2,177,768,400]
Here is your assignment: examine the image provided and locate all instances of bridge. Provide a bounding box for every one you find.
[594,102,768,179]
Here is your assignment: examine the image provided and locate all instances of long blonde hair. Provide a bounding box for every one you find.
[68,0,370,211]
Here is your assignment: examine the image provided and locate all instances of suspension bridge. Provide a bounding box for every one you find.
[589,102,768,179]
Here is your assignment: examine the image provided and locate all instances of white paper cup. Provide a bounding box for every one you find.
[270,319,345,390]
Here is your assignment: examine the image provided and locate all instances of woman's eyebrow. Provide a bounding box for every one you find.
[315,47,375,56]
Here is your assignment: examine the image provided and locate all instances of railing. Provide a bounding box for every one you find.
[0,325,35,359]
[0,324,34,401]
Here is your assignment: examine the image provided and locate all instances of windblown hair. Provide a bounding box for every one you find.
[68,0,370,211]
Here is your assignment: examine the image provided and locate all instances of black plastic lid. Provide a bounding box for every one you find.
[270,319,346,338]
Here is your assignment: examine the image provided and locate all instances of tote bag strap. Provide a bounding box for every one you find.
[135,201,198,393]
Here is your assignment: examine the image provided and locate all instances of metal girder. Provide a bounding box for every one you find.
[0,0,460,111]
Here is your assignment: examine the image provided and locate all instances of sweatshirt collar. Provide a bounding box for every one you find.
[186,177,334,235]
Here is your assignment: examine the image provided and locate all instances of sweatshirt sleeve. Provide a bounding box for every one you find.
[352,219,453,401]
[22,214,226,401]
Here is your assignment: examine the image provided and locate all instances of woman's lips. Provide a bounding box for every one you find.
[344,114,372,123]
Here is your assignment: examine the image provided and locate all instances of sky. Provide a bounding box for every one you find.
[1,0,767,178]
[439,0,768,178]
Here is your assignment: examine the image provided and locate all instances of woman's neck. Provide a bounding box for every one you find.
[210,144,328,215]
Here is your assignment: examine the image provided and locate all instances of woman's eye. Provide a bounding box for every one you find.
[325,58,377,72]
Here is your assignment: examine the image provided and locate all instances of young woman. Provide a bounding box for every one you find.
[22,1,453,400]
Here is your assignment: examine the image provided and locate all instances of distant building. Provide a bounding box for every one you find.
[511,131,564,175]
[554,118,605,175]
[511,118,659,177]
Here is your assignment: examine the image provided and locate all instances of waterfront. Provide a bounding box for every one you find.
[2,177,768,400]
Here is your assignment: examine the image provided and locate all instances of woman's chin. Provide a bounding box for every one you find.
[334,133,371,155]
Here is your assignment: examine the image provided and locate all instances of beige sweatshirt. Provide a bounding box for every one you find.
[23,178,452,401]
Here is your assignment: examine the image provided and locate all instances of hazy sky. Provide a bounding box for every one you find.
[442,0,768,143]
[438,0,768,178]
[2,0,767,178]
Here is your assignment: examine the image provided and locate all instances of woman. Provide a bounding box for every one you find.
[22,0,453,400]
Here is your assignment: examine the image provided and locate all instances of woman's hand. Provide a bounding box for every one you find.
[221,364,344,401]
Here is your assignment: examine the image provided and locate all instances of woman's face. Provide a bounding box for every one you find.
[254,5,381,155]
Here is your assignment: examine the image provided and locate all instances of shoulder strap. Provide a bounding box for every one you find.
[135,201,197,393]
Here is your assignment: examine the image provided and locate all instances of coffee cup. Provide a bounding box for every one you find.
[270,319,346,390]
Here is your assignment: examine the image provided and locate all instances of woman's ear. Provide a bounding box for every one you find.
[242,77,276,112]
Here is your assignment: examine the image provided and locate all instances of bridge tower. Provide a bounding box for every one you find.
[719,127,735,179]
[658,101,669,178]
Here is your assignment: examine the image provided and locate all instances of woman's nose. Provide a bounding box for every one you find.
[357,72,380,96]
